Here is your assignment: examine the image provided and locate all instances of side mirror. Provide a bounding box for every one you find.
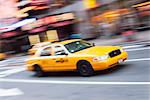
[60,52,68,55]
[92,43,95,46]
[41,53,51,56]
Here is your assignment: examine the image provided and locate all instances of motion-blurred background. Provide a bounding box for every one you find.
[0,0,149,54]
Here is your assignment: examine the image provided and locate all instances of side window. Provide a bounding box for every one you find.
[40,47,52,56]
[54,46,66,56]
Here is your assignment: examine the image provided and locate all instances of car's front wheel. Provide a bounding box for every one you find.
[77,61,94,77]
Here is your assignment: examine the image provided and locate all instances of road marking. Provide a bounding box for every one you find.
[0,88,23,97]
[0,67,20,70]
[123,45,144,49]
[0,58,149,78]
[126,58,150,62]
[0,45,149,78]
[0,67,26,78]
[0,78,149,85]
[125,47,150,51]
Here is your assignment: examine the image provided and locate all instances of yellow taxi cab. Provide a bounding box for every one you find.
[26,39,128,77]
[28,42,51,55]
[0,53,7,60]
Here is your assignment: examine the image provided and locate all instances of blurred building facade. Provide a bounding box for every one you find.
[88,0,150,36]
[0,0,149,53]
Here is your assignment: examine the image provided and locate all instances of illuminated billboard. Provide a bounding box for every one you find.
[22,12,75,31]
[83,0,98,9]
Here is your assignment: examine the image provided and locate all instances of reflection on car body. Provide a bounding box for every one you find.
[26,39,128,77]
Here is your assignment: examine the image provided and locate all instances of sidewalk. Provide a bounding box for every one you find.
[88,30,150,45]
[6,30,150,58]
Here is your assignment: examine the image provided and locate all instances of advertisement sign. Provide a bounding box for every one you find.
[30,0,49,6]
[29,26,47,33]
[0,31,18,38]
[22,12,75,31]
[0,18,18,27]
[0,18,36,33]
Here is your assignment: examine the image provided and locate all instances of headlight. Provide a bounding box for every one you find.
[120,48,124,52]
[93,55,109,62]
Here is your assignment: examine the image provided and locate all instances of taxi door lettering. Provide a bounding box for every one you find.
[56,58,68,63]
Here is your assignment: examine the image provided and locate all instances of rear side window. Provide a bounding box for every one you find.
[40,47,52,56]
[54,46,66,56]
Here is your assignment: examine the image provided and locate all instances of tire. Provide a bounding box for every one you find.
[34,65,44,77]
[77,61,94,77]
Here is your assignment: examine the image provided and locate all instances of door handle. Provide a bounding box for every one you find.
[56,60,60,62]
[56,59,64,63]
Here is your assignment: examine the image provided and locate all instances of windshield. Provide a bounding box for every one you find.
[64,41,93,53]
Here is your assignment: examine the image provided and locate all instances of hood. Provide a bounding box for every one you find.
[73,46,120,56]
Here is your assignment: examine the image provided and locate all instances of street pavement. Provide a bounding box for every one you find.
[0,39,149,100]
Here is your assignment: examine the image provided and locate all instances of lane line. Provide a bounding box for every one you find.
[0,88,23,97]
[0,67,20,70]
[0,57,149,83]
[0,67,26,78]
[125,47,150,52]
[0,78,149,85]
[126,58,150,62]
[0,45,149,78]
[0,58,150,78]
[123,45,144,49]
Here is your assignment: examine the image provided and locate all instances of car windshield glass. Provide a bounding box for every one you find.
[64,41,93,53]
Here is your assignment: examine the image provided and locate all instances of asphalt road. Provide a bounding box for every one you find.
[0,41,149,100]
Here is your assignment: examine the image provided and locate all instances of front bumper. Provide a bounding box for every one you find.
[92,52,128,71]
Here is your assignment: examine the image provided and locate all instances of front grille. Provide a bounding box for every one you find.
[109,49,121,58]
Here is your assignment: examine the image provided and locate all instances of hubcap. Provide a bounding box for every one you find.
[81,64,88,73]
